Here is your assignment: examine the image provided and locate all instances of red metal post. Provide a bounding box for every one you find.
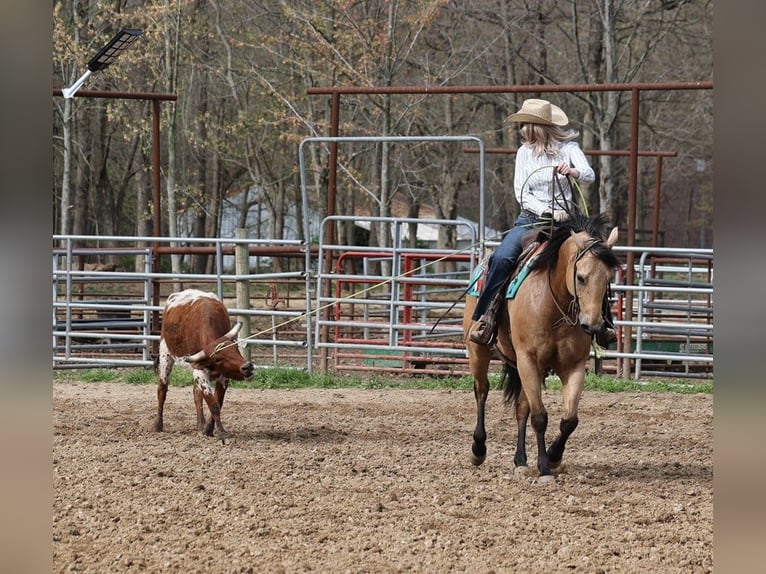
[652,157,663,247]
[619,89,641,376]
[151,98,162,351]
[52,89,177,357]
[319,92,342,372]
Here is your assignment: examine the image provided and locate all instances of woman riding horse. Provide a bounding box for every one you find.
[464,213,620,482]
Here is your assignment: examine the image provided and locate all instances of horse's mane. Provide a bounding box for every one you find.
[528,213,621,273]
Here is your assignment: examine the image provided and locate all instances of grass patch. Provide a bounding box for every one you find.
[76,369,121,383]
[555,373,712,394]
[53,367,712,394]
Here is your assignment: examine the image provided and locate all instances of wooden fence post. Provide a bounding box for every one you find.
[234,228,252,361]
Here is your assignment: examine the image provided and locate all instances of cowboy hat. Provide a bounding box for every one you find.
[505,98,569,126]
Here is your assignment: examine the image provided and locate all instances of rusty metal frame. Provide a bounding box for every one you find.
[306,81,713,376]
[52,88,178,346]
[465,146,678,247]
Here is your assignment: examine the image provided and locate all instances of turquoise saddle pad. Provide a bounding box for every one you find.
[467,254,539,300]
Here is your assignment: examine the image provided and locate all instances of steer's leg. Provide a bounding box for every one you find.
[204,377,229,437]
[193,385,206,433]
[154,339,174,432]
[215,378,229,409]
[193,371,226,438]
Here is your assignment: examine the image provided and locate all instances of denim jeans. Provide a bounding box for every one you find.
[471,212,543,320]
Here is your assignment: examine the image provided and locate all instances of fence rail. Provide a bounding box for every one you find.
[52,234,313,370]
[52,231,713,381]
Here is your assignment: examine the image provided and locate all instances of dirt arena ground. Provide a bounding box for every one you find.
[53,381,712,573]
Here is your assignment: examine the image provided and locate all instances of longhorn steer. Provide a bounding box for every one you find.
[154,289,254,439]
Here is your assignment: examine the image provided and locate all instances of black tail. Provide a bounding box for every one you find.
[501,363,522,406]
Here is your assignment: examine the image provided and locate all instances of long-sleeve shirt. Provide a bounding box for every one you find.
[513,141,595,217]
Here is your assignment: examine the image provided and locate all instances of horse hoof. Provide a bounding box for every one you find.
[514,465,531,476]
[470,453,486,466]
[537,474,556,485]
[214,429,229,443]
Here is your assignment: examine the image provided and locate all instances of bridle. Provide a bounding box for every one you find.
[549,237,602,328]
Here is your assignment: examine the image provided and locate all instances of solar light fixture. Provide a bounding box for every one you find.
[62,28,143,98]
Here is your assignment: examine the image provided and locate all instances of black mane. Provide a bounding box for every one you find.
[528,213,621,273]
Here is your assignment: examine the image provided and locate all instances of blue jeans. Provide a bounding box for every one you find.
[471,213,543,320]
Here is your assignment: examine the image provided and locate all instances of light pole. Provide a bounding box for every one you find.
[62,28,143,99]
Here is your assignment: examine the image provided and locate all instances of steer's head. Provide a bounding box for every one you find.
[183,322,255,380]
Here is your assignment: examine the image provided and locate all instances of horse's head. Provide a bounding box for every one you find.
[566,226,619,336]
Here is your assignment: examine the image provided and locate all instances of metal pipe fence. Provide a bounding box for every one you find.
[52,234,313,370]
[52,230,713,381]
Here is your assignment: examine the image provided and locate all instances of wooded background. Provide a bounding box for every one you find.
[52,0,713,272]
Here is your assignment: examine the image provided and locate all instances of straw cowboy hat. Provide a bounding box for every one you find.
[505,98,569,126]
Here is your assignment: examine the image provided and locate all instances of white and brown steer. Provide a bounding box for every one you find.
[154,289,254,439]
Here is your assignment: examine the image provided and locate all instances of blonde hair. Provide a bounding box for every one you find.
[519,124,580,157]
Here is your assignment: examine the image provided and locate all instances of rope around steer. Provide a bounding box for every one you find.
[211,167,593,357]
[208,240,484,356]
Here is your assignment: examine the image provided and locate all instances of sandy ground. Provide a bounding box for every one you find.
[53,381,712,573]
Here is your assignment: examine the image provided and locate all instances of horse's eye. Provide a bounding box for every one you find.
[576,273,586,285]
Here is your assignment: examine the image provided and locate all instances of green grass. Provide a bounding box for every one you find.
[53,367,712,394]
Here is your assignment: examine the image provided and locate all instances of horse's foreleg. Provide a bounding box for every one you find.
[531,410,552,477]
[547,368,585,468]
[517,358,552,478]
[547,417,578,469]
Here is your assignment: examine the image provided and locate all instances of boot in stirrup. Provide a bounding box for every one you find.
[469,292,504,346]
[595,316,617,347]
[469,315,496,346]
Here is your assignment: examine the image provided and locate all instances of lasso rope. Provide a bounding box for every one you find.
[518,164,590,219]
[210,238,486,355]
[212,164,592,356]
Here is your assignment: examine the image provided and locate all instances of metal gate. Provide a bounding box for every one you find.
[313,215,479,376]
[52,234,313,370]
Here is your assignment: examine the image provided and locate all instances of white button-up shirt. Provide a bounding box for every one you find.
[513,141,595,216]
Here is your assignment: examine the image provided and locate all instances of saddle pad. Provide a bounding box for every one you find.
[466,243,544,300]
[466,259,488,297]
[505,255,539,299]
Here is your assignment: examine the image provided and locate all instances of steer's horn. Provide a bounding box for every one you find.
[224,322,243,340]
[183,349,207,363]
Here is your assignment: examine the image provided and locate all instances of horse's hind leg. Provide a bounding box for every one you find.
[503,363,531,472]
[470,383,488,466]
[513,388,530,471]
[531,409,552,478]
[469,346,493,466]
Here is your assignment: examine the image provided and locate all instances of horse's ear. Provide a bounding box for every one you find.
[605,226,618,248]
[571,230,589,250]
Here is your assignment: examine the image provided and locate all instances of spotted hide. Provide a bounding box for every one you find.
[154,289,254,439]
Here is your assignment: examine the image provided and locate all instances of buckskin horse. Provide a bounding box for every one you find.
[463,213,620,483]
